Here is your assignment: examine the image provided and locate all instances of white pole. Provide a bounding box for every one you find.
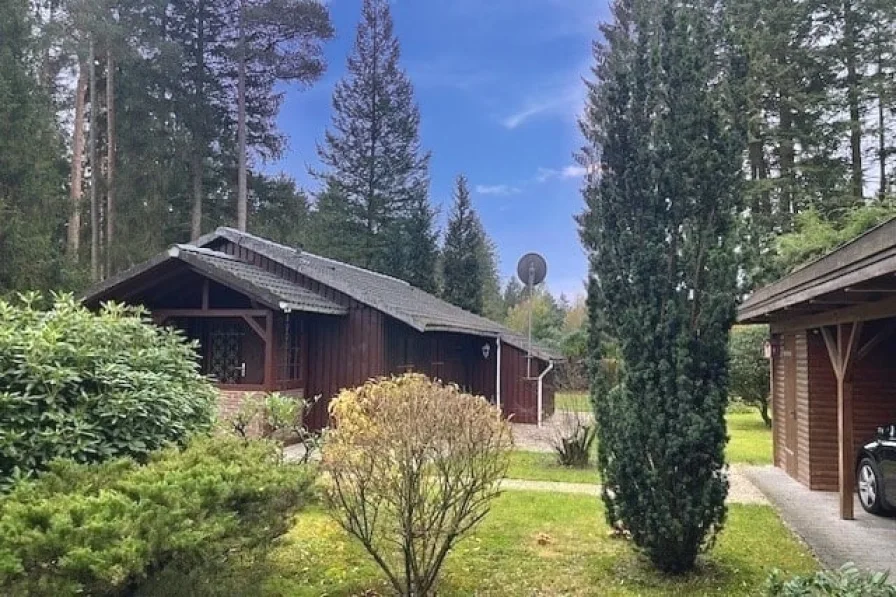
[495,337,502,415]
[537,360,554,427]
[527,263,534,378]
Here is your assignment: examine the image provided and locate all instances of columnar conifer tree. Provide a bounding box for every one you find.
[314,0,436,286]
[579,0,744,573]
[441,175,486,314]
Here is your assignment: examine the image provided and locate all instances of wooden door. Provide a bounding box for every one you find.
[783,334,799,478]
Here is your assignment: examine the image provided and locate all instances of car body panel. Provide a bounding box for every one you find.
[858,424,896,512]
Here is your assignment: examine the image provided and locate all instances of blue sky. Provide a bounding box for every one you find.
[269,0,608,298]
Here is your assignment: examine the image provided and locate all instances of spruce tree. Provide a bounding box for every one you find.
[441,175,486,314]
[314,0,435,286]
[579,0,743,573]
[399,196,439,293]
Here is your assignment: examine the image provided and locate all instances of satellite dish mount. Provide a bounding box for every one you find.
[516,253,548,378]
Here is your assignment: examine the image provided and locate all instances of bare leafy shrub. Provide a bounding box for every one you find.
[322,373,512,596]
[550,411,596,468]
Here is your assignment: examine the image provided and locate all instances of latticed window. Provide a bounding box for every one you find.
[278,314,303,382]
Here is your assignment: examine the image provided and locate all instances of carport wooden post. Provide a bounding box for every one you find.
[820,321,862,520]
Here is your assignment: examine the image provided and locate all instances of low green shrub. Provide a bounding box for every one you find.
[766,564,896,596]
[0,294,217,489]
[227,392,322,462]
[0,436,312,596]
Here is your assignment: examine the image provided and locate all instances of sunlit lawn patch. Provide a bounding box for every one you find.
[727,410,773,465]
[556,391,591,412]
[505,410,771,485]
[507,448,600,484]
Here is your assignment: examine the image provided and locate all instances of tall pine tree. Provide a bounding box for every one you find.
[441,175,486,314]
[314,0,436,285]
[579,0,743,572]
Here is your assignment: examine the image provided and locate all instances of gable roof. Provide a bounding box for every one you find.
[82,244,347,316]
[196,227,562,361]
[738,217,896,323]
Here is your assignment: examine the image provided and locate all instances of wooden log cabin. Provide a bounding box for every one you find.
[82,228,560,428]
[738,218,896,519]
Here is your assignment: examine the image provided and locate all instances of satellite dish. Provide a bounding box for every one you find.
[517,252,547,287]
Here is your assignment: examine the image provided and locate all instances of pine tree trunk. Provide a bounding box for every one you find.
[779,104,796,224]
[191,1,206,240]
[89,41,100,282]
[844,0,863,200]
[236,0,248,232]
[879,95,887,200]
[68,62,87,259]
[105,49,116,275]
[192,154,203,240]
[877,44,887,200]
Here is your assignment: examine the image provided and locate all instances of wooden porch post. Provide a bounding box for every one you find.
[821,321,862,520]
[264,312,274,391]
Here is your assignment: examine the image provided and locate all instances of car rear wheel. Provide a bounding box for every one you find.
[857,458,885,515]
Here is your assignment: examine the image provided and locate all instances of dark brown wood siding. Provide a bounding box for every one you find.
[383,318,497,401]
[212,239,386,429]
[773,319,896,491]
[772,333,785,469]
[850,321,896,464]
[806,330,839,490]
[500,343,555,424]
[795,332,810,486]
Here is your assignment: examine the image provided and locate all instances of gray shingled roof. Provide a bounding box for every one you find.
[82,244,347,316]
[199,227,562,361]
[173,246,348,315]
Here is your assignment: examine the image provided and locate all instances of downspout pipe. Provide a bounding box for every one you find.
[537,360,554,427]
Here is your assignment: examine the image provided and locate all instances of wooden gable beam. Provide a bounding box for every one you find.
[819,321,864,520]
[771,294,896,333]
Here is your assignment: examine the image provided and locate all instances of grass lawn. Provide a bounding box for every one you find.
[245,491,815,596]
[557,391,591,412]
[726,411,773,465]
[507,449,600,484]
[505,408,772,484]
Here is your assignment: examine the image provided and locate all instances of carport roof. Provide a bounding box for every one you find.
[738,218,896,325]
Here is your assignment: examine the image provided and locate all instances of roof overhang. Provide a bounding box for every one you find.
[82,246,347,316]
[738,218,896,326]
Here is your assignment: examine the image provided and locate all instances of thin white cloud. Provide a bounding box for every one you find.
[500,67,588,130]
[536,165,589,182]
[501,100,561,129]
[475,184,521,196]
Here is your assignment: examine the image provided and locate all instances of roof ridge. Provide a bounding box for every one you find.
[215,227,412,286]
[173,244,239,260]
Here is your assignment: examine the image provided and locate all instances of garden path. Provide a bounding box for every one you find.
[746,466,896,574]
[500,469,768,505]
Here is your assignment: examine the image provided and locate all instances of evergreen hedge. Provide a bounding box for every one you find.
[0,437,312,596]
[0,295,216,490]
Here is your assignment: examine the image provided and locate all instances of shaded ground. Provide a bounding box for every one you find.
[746,466,896,574]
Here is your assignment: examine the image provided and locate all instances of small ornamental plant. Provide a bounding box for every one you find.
[322,374,512,597]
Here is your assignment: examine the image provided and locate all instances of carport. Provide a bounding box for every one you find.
[738,219,896,520]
